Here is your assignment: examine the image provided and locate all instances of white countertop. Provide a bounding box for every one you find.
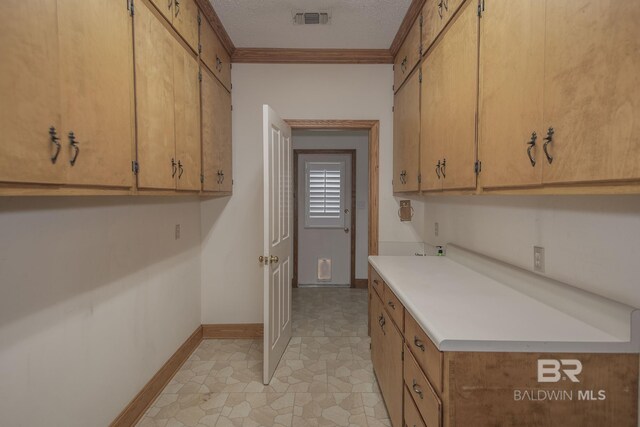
[368,255,639,353]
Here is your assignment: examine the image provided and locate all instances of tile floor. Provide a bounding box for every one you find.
[137,287,391,427]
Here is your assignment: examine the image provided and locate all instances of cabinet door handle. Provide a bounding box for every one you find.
[178,160,184,179]
[414,337,426,351]
[437,0,444,18]
[412,379,424,399]
[387,300,396,310]
[171,158,177,178]
[543,127,554,164]
[435,160,441,179]
[441,158,446,179]
[68,131,80,166]
[220,170,224,183]
[49,126,61,164]
[174,0,180,16]
[526,131,537,167]
[401,56,408,73]
[378,314,386,334]
[167,0,172,10]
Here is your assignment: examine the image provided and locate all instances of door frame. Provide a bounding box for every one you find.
[294,149,357,287]
[286,119,380,289]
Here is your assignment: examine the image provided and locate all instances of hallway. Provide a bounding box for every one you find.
[138,288,390,426]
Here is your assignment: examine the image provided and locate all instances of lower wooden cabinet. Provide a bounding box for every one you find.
[369,263,639,427]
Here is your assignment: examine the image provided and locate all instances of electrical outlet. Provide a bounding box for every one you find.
[434,222,439,237]
[175,224,181,240]
[534,246,545,273]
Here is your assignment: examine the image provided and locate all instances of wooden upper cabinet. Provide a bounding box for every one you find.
[393,69,421,193]
[58,0,135,188]
[148,0,174,23]
[134,0,177,190]
[421,2,478,190]
[202,67,232,193]
[423,0,468,55]
[541,0,640,186]
[420,59,445,191]
[0,0,64,185]
[394,14,421,92]
[478,0,545,190]
[173,41,201,191]
[172,0,200,52]
[201,17,231,91]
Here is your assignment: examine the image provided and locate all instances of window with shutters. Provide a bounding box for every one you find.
[304,161,345,228]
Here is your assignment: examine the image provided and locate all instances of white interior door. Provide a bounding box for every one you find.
[297,153,352,286]
[262,105,293,384]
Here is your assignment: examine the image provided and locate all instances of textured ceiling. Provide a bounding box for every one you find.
[210,0,412,49]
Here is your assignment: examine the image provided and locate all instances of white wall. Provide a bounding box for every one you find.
[0,197,201,427]
[200,63,423,324]
[293,130,369,280]
[419,195,640,309]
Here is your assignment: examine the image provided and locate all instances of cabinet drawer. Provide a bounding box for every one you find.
[370,266,385,299]
[404,345,442,427]
[405,312,443,392]
[384,285,405,331]
[404,386,427,427]
[394,13,421,92]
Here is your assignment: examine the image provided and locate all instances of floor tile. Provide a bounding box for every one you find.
[299,337,353,361]
[327,361,376,393]
[292,393,367,427]
[215,393,295,427]
[138,393,228,427]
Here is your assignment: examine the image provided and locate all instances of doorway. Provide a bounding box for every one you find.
[294,149,356,287]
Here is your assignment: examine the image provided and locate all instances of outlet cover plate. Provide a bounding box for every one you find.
[534,246,545,273]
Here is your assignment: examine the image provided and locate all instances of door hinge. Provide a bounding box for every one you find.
[392,84,395,92]
[418,173,422,184]
[198,70,202,82]
[392,106,394,112]
[127,0,134,16]
[419,44,423,57]
[132,160,139,175]
[401,347,404,361]
[419,13,424,27]
[200,173,204,183]
[369,342,372,350]
[231,105,233,111]
[198,43,202,54]
[419,68,423,83]
[197,13,201,25]
[474,160,482,175]
[478,0,485,17]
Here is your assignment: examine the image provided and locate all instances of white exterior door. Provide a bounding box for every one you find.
[297,153,352,286]
[262,105,293,384]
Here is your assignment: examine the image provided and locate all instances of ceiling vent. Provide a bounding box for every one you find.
[293,10,331,25]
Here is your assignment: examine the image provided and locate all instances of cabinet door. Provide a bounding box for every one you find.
[422,0,445,55]
[394,14,421,92]
[420,60,444,192]
[542,0,640,185]
[478,0,544,190]
[149,0,173,23]
[201,18,231,91]
[0,0,64,185]
[370,293,386,396]
[381,315,404,427]
[173,0,199,52]
[58,0,135,188]
[201,68,231,192]
[135,0,176,190]
[393,69,421,192]
[173,42,201,191]
[439,1,478,191]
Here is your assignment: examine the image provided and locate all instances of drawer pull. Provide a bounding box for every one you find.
[414,337,426,351]
[387,300,396,310]
[412,379,424,399]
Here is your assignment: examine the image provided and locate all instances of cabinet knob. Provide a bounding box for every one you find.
[435,160,441,179]
[414,336,426,351]
[526,131,537,167]
[387,300,396,310]
[543,127,554,164]
[412,379,424,399]
[171,158,177,178]
[49,126,61,164]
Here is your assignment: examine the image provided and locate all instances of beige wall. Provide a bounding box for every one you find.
[0,197,202,427]
[419,195,640,309]
[200,63,424,324]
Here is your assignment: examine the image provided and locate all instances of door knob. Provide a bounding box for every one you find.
[270,255,279,264]
[344,227,350,233]
[258,255,268,265]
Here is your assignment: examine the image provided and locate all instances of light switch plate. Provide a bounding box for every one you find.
[175,224,181,240]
